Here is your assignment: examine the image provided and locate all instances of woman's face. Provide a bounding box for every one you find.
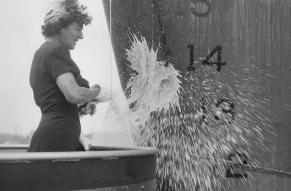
[59,22,83,50]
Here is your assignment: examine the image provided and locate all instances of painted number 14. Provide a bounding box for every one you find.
[187,45,227,72]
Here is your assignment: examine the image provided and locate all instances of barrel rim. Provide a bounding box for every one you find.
[0,144,158,162]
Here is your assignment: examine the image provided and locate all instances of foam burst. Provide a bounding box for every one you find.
[125,34,181,125]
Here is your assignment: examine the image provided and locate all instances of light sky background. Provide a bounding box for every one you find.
[0,0,121,136]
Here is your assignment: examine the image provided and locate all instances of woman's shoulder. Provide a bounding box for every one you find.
[33,42,68,63]
[38,42,69,57]
[37,42,80,75]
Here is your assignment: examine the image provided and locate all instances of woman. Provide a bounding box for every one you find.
[28,0,110,152]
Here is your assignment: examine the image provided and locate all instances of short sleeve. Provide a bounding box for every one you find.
[45,47,77,80]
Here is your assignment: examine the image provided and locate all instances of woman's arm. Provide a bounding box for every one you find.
[56,72,100,104]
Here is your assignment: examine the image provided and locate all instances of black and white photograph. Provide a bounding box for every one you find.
[0,0,291,190]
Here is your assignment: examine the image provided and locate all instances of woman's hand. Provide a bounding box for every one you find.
[78,84,102,116]
[90,84,101,91]
[96,86,112,102]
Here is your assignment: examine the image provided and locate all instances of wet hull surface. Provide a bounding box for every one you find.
[103,0,291,190]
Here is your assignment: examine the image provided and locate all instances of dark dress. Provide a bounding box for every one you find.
[28,42,89,152]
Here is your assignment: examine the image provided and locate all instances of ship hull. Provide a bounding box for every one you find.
[103,0,291,190]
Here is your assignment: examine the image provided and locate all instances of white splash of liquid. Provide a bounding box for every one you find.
[100,34,181,143]
[125,34,181,125]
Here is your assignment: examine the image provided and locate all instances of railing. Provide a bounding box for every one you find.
[0,144,158,191]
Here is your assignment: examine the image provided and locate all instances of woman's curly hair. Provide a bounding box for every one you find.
[42,0,92,37]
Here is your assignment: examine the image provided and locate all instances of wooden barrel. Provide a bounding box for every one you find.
[0,145,158,191]
[103,0,291,190]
